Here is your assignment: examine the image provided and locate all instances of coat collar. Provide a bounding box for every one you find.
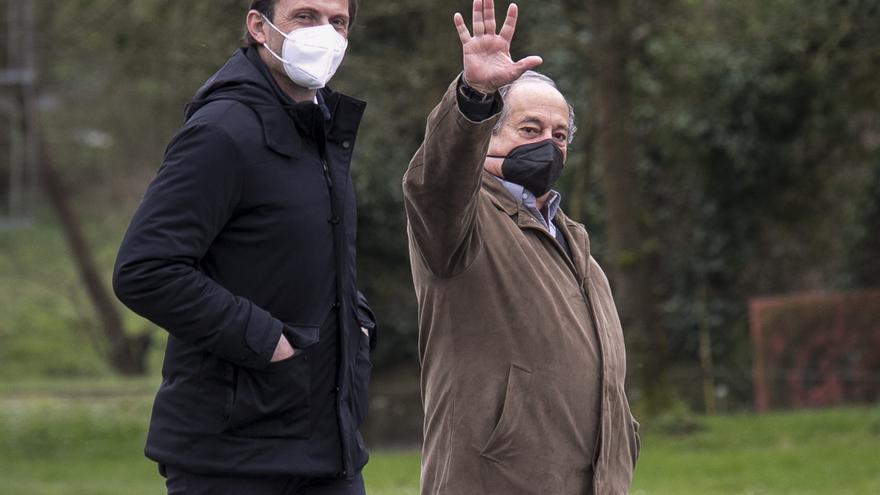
[482,170,592,278]
[483,171,520,215]
[243,49,366,158]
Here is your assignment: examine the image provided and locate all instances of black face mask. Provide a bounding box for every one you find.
[489,139,565,197]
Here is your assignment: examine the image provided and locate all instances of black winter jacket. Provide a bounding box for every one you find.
[113,47,375,478]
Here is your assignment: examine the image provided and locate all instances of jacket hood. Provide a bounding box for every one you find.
[183,47,363,158]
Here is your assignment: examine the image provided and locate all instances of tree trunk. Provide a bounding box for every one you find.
[36,132,151,375]
[583,0,667,409]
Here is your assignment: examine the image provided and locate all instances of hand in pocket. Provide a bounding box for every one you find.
[271,335,295,362]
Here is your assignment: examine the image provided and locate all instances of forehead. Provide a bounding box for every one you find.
[504,82,569,129]
[275,0,349,16]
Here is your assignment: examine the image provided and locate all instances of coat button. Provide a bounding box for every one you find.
[342,140,351,149]
[328,216,341,225]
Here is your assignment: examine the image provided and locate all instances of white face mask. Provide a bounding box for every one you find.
[261,15,348,90]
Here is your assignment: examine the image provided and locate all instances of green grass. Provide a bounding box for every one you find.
[0,390,420,495]
[632,408,880,495]
[0,383,877,495]
[0,396,155,495]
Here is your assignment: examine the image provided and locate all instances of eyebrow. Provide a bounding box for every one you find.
[287,7,349,21]
[287,7,316,19]
[517,117,544,127]
[516,116,569,132]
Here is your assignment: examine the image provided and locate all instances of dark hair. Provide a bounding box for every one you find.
[244,0,359,46]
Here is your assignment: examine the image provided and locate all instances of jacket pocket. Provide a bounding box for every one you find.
[480,364,532,463]
[223,346,311,439]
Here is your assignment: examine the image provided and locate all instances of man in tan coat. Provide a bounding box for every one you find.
[403,1,639,493]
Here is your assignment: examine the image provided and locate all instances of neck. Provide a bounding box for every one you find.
[258,46,317,103]
[535,193,549,211]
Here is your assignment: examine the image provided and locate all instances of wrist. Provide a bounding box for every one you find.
[460,75,495,100]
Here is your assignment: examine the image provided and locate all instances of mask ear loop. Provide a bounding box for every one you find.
[260,14,291,40]
[259,14,293,65]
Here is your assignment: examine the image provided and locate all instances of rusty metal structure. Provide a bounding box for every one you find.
[0,0,36,229]
[751,290,880,412]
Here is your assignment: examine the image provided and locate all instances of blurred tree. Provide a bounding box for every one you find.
[629,0,880,407]
[20,0,880,406]
[852,161,880,287]
[577,0,670,409]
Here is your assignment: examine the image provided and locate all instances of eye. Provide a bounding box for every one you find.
[553,132,568,142]
[294,12,315,22]
[331,17,348,28]
[520,127,539,136]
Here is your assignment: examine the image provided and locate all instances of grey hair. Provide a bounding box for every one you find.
[493,71,578,145]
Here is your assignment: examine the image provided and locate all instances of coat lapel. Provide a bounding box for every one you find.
[482,173,591,280]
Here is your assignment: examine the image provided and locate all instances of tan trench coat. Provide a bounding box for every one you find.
[403,80,639,495]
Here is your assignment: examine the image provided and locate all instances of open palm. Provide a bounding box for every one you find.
[454,0,543,94]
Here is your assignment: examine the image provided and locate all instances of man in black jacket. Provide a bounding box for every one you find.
[112,1,375,493]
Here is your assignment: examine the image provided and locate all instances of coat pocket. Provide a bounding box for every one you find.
[480,364,533,463]
[223,348,311,439]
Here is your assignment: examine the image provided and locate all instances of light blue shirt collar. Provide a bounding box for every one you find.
[496,178,562,237]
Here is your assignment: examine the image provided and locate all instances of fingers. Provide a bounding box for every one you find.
[454,12,472,44]
[472,0,485,36]
[513,55,544,75]
[483,0,497,34]
[499,3,518,42]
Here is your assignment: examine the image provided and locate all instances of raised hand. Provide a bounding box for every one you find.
[454,0,543,95]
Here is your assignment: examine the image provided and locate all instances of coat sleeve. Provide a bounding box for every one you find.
[112,122,283,370]
[402,76,502,278]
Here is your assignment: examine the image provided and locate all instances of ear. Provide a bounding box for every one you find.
[246,10,270,45]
